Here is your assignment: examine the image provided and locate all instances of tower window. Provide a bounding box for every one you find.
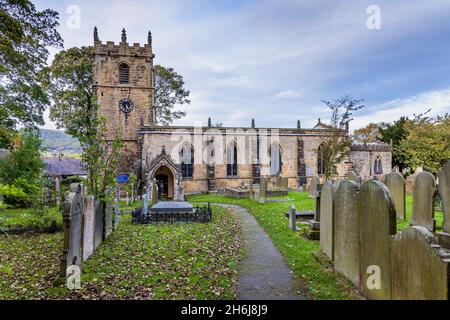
[119,63,130,84]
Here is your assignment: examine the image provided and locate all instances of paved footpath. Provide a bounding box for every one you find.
[211,203,307,300]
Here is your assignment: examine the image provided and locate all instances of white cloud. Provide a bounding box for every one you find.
[271,90,304,100]
[351,88,450,130]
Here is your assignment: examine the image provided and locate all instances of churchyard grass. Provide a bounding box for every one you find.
[0,205,242,300]
[188,192,362,300]
[397,194,444,231]
[0,207,61,230]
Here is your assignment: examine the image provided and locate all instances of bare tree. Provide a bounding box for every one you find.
[319,95,365,179]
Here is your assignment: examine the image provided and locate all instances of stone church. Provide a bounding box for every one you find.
[92,29,392,199]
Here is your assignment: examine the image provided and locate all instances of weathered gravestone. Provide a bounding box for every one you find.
[438,160,450,234]
[385,172,406,220]
[392,226,450,300]
[82,195,95,261]
[60,185,84,278]
[288,205,299,231]
[142,193,149,216]
[104,201,113,239]
[93,200,104,251]
[334,180,360,286]
[359,180,396,300]
[248,180,254,200]
[259,177,267,203]
[309,176,320,198]
[320,180,334,260]
[411,171,436,232]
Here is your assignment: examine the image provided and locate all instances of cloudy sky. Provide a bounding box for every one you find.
[38,0,450,131]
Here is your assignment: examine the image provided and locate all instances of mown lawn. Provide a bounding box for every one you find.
[0,206,243,300]
[396,194,444,231]
[188,192,362,300]
[0,206,62,231]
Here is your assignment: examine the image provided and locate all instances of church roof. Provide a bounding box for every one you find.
[43,157,87,176]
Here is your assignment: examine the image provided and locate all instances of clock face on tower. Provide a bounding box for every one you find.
[118,98,134,114]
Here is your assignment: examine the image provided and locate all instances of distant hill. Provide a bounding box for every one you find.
[40,129,82,155]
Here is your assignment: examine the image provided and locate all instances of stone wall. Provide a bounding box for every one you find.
[349,149,392,181]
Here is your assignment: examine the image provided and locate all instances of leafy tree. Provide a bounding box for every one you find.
[352,123,380,144]
[378,116,409,173]
[0,129,45,206]
[47,47,121,200]
[400,113,450,174]
[320,95,365,179]
[0,0,62,147]
[154,65,190,125]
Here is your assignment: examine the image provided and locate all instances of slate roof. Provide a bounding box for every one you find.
[43,157,87,176]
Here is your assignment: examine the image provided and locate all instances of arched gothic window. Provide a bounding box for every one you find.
[118,63,130,84]
[317,144,327,175]
[227,144,238,177]
[269,143,282,176]
[180,143,194,179]
[374,157,383,175]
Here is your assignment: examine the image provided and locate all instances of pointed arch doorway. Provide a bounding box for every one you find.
[154,165,175,200]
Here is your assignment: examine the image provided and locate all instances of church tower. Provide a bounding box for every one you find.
[92,27,155,178]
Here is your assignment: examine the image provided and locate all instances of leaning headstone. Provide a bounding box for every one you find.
[411,171,436,232]
[93,200,104,250]
[309,176,320,198]
[60,186,84,278]
[392,226,450,300]
[104,201,113,239]
[438,160,450,233]
[82,195,95,261]
[358,180,396,300]
[385,172,406,220]
[259,177,267,203]
[320,180,334,260]
[334,180,360,287]
[288,205,299,231]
